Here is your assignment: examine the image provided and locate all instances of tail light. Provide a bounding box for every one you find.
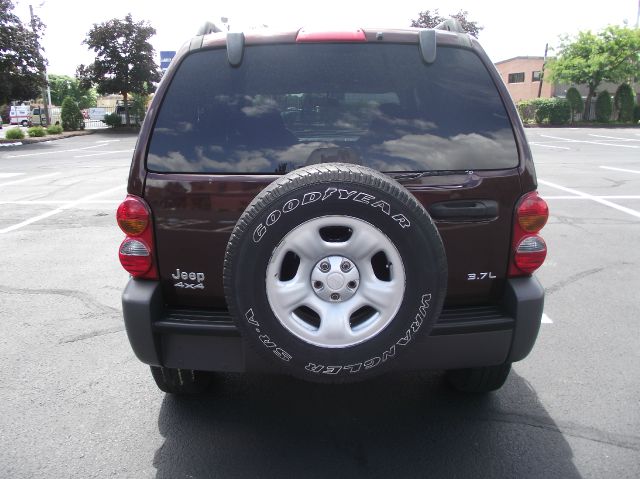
[509,191,548,276]
[116,195,158,279]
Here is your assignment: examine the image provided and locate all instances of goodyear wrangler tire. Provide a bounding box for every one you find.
[223,163,447,382]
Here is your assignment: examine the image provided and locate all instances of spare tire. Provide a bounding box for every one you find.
[223,164,447,382]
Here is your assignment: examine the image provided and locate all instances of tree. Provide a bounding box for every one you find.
[60,96,84,131]
[548,26,640,118]
[595,90,612,122]
[614,83,635,122]
[0,0,47,104]
[565,87,583,123]
[49,74,96,109]
[410,9,482,38]
[77,14,161,126]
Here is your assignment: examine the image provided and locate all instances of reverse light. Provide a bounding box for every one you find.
[509,191,549,277]
[513,236,547,274]
[119,238,152,276]
[116,195,158,279]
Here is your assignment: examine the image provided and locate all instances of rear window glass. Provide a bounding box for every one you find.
[147,43,518,174]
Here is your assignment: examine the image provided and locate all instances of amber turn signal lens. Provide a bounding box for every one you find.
[517,192,549,233]
[117,196,149,236]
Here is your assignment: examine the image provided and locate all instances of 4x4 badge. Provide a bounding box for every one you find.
[172,269,205,290]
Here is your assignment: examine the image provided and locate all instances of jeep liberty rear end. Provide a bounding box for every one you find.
[118,24,548,394]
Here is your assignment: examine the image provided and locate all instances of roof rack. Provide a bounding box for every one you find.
[434,18,465,34]
[196,21,223,36]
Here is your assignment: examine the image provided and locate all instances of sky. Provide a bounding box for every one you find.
[13,0,640,76]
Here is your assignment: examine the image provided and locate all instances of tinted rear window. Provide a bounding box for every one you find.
[148,43,518,174]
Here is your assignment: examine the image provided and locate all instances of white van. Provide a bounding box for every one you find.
[9,105,32,126]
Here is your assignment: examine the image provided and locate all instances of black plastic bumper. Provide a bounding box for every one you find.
[122,277,544,372]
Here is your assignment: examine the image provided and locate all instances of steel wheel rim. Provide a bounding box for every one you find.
[266,215,406,348]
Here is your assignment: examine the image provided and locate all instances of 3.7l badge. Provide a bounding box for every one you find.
[172,268,205,290]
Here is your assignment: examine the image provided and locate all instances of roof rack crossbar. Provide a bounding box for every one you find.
[434,18,465,34]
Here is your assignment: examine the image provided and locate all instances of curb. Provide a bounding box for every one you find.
[0,129,96,145]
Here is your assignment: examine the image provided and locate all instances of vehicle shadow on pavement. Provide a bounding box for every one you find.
[153,370,581,479]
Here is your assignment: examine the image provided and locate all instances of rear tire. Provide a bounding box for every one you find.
[445,363,511,393]
[150,366,212,395]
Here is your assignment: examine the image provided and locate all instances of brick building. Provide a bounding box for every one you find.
[494,56,555,102]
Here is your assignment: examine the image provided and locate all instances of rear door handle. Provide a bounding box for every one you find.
[430,200,498,220]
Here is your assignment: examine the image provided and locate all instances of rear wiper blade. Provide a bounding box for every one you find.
[391,170,472,180]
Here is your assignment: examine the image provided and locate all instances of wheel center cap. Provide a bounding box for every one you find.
[326,273,345,290]
[311,255,360,302]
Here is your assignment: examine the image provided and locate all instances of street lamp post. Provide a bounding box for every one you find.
[29,3,52,126]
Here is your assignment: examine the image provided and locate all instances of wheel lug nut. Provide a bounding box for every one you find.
[330,293,340,301]
[313,281,323,289]
[340,261,351,272]
[319,261,330,272]
[347,281,357,289]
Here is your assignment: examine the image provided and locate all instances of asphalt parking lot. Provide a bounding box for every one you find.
[1,128,639,478]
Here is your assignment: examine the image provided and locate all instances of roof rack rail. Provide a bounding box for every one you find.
[434,18,465,34]
[196,21,223,36]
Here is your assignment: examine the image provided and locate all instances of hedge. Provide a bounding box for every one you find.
[517,98,570,125]
[595,91,612,123]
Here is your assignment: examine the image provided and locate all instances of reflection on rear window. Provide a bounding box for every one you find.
[147,44,518,174]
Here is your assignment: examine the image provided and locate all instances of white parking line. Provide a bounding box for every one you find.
[0,185,124,233]
[542,314,553,324]
[73,150,133,158]
[5,145,102,158]
[539,134,639,149]
[539,179,640,219]
[544,195,640,200]
[0,172,60,187]
[600,166,640,175]
[589,134,640,142]
[0,200,120,205]
[529,142,571,150]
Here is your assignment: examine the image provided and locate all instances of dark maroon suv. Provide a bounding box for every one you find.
[117,22,548,394]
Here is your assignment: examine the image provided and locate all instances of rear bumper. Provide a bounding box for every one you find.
[122,277,544,372]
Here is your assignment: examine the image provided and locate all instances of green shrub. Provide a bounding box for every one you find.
[614,84,635,122]
[46,124,63,134]
[61,97,85,131]
[634,104,640,123]
[4,127,25,140]
[516,100,538,123]
[27,126,47,137]
[103,112,122,128]
[517,98,570,125]
[595,90,612,122]
[130,94,149,125]
[565,87,583,123]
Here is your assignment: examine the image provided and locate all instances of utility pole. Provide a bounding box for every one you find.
[537,43,549,98]
[29,4,51,126]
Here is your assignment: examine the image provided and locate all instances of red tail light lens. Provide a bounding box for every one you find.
[117,196,149,236]
[116,195,158,279]
[509,191,549,277]
[296,28,366,42]
[517,192,548,233]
